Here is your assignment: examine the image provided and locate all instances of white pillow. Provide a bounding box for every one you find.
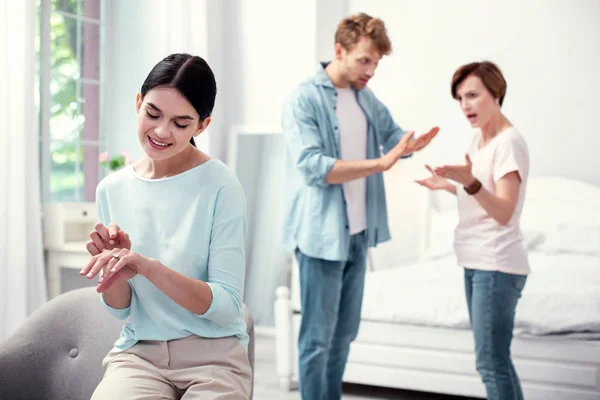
[538,224,600,257]
[523,230,545,250]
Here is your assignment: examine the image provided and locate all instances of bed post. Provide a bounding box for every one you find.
[275,286,293,391]
[418,188,434,261]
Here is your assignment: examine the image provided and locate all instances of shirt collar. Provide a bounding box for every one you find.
[313,61,335,88]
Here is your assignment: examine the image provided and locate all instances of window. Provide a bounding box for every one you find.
[39,0,105,202]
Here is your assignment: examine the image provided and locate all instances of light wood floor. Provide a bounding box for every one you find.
[253,333,479,400]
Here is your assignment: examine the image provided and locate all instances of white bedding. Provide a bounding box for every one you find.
[360,251,600,338]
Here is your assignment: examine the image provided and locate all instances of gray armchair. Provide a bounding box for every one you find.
[0,287,255,400]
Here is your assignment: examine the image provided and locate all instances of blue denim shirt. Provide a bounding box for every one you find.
[281,62,410,261]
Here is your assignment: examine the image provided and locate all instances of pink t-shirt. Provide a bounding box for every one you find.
[454,127,531,275]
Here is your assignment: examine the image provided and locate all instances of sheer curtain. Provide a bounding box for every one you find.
[0,0,47,341]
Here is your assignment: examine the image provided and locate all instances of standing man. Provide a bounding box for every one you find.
[281,12,439,400]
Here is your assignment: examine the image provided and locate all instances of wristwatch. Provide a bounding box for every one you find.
[464,178,482,195]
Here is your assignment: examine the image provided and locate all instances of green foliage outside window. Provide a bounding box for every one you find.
[45,0,85,201]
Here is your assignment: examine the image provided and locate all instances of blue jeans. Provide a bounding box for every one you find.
[464,268,527,400]
[295,231,367,400]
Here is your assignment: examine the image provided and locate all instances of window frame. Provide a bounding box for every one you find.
[39,0,106,203]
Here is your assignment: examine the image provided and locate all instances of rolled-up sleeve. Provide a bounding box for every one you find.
[282,91,336,187]
[197,183,247,327]
[100,294,131,320]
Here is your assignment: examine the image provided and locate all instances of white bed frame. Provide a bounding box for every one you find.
[274,176,600,399]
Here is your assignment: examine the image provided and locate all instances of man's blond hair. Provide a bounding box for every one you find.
[335,13,392,56]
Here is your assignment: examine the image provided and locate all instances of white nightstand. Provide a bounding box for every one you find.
[43,202,97,298]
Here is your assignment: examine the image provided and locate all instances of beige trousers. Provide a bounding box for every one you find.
[91,335,252,400]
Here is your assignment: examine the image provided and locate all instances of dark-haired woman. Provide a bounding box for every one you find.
[81,53,251,399]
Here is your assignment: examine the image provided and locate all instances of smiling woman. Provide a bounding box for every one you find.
[137,54,216,150]
[79,53,252,399]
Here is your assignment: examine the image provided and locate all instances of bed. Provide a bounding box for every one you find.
[274,176,600,399]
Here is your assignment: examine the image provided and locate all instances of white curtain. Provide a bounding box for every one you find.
[0,0,47,341]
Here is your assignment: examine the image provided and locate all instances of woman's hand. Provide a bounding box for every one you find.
[433,154,477,187]
[80,248,153,293]
[86,222,131,256]
[415,165,454,191]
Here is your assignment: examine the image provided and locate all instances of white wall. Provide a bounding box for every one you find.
[236,1,318,126]
[347,0,600,268]
[348,0,600,179]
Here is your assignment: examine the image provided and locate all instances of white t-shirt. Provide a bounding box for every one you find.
[454,127,531,275]
[336,87,368,235]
